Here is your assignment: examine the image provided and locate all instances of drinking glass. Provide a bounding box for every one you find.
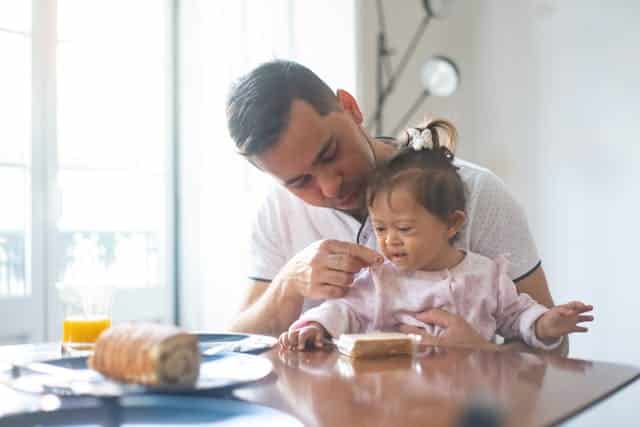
[60,284,112,352]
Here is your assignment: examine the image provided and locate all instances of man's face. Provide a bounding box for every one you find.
[251,99,376,214]
[369,186,453,272]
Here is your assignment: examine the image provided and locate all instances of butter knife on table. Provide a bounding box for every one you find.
[201,335,278,356]
[10,361,120,396]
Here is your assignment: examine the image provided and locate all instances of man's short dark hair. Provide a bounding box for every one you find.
[226,60,339,156]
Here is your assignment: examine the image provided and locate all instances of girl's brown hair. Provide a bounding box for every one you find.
[367,119,466,229]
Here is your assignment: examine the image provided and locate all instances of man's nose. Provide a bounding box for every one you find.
[317,172,342,199]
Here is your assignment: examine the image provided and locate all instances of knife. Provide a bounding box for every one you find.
[12,362,98,382]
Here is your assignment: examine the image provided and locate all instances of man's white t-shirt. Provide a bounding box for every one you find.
[248,158,540,311]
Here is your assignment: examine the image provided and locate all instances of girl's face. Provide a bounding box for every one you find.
[369,186,462,272]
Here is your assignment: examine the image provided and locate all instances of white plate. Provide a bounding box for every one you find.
[10,352,273,397]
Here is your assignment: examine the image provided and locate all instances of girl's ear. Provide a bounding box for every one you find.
[336,89,363,124]
[447,210,466,239]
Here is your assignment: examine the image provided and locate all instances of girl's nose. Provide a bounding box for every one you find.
[386,231,401,246]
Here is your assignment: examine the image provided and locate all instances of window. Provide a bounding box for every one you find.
[0,0,174,343]
[0,2,30,299]
[56,0,169,291]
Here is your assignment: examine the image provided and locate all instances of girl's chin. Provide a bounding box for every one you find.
[390,260,415,271]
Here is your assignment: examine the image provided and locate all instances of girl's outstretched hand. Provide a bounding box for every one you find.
[535,301,594,342]
[279,321,328,351]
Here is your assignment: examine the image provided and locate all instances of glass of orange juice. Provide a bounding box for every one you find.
[59,283,113,352]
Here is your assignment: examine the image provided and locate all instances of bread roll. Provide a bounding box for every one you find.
[335,332,415,358]
[88,322,200,386]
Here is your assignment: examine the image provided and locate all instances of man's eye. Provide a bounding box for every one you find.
[290,175,312,189]
[321,143,337,163]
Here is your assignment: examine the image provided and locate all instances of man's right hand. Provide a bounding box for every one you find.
[276,239,384,300]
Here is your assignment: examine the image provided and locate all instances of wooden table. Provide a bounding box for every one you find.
[0,343,638,426]
[234,346,640,427]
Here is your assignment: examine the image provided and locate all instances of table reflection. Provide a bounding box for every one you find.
[236,346,595,427]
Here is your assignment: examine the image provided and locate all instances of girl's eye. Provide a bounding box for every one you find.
[374,227,386,233]
[397,227,412,232]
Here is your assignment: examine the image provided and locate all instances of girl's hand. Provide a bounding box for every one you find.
[278,322,329,351]
[535,301,594,342]
[399,309,495,350]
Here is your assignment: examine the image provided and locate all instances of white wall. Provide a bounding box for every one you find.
[358,0,640,365]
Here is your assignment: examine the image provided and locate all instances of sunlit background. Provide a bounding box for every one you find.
[0,0,357,343]
[1,1,639,368]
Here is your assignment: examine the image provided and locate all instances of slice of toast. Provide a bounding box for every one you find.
[334,332,415,358]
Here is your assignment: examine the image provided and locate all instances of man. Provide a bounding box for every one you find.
[226,60,564,353]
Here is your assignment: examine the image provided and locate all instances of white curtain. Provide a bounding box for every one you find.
[178,0,357,330]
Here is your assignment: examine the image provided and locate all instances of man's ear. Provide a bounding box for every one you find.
[336,89,363,124]
[447,210,466,239]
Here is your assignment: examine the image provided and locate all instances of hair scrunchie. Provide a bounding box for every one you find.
[406,128,434,151]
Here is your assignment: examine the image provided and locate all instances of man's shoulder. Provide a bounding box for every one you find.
[256,185,350,234]
[259,184,307,213]
[454,158,509,201]
[454,158,495,182]
[262,185,331,216]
